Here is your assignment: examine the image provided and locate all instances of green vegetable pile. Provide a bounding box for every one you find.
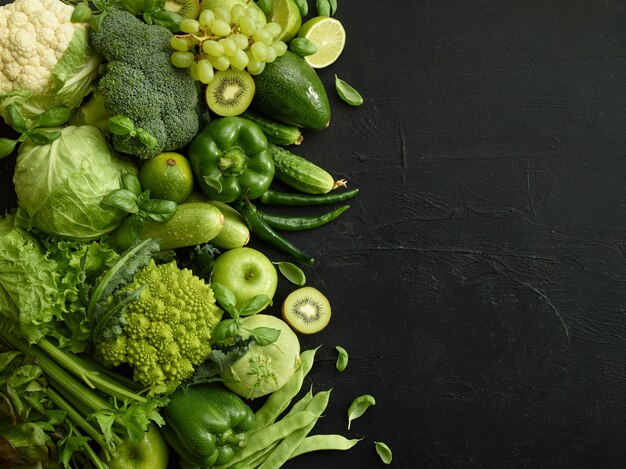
[0,0,391,467]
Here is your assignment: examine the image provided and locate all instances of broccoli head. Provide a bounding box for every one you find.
[98,260,223,391]
[88,10,205,159]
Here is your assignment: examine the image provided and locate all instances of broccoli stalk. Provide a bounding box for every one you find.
[0,329,166,465]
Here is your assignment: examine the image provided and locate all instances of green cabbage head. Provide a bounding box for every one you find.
[13,125,137,240]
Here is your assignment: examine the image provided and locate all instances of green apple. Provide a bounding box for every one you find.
[211,247,278,310]
[106,425,169,469]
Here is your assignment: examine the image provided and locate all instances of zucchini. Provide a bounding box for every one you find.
[268,143,345,194]
[241,110,303,146]
[139,202,224,250]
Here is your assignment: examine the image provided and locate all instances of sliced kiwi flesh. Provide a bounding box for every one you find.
[205,70,256,116]
[282,287,331,334]
[164,0,200,19]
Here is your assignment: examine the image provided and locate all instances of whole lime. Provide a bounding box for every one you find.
[139,152,195,203]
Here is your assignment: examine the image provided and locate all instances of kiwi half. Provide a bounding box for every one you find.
[164,0,201,19]
[282,287,331,334]
[205,70,255,116]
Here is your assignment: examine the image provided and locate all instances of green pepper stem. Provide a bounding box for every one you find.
[219,147,248,175]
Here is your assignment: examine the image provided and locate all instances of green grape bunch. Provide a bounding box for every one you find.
[170,4,288,84]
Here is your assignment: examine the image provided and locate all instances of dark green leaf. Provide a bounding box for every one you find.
[122,0,145,15]
[108,115,135,135]
[152,10,184,33]
[294,0,308,16]
[274,261,306,286]
[248,326,281,346]
[374,441,392,464]
[6,104,27,133]
[211,283,238,316]
[328,0,338,15]
[335,75,364,106]
[88,12,106,31]
[239,294,271,316]
[33,106,71,128]
[289,37,317,57]
[347,394,375,430]
[0,138,17,159]
[91,0,108,11]
[0,351,21,371]
[141,199,177,222]
[335,345,348,372]
[188,336,255,382]
[257,0,273,16]
[111,216,144,251]
[8,365,42,388]
[122,173,142,195]
[101,189,140,213]
[137,128,159,149]
[27,129,62,145]
[316,0,331,16]
[211,319,240,343]
[179,243,219,283]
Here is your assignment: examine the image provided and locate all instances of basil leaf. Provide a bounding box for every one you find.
[108,115,135,135]
[137,129,159,149]
[335,345,348,372]
[110,215,143,251]
[101,189,140,213]
[27,129,62,145]
[374,441,392,464]
[91,0,107,11]
[347,394,375,430]
[239,294,271,316]
[122,0,145,15]
[212,319,240,343]
[274,261,306,286]
[294,0,308,16]
[0,138,17,159]
[33,106,71,128]
[328,0,338,15]
[257,0,273,16]
[335,75,364,106]
[141,199,177,222]
[211,283,239,317]
[152,10,184,33]
[289,37,317,57]
[316,0,331,16]
[122,173,142,195]
[248,326,281,346]
[6,105,27,133]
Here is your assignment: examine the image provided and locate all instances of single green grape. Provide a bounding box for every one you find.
[271,40,288,57]
[209,55,230,71]
[180,18,200,34]
[213,6,231,23]
[199,9,215,28]
[197,59,215,84]
[230,4,246,23]
[265,45,277,63]
[230,49,249,71]
[171,51,195,68]
[239,15,257,36]
[230,33,250,50]
[253,29,273,46]
[189,62,201,81]
[203,40,224,56]
[219,38,238,56]
[250,42,269,62]
[170,36,190,52]
[264,22,282,39]
[211,19,232,37]
[247,59,265,75]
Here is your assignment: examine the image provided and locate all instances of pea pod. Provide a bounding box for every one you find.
[259,188,359,206]
[257,205,350,231]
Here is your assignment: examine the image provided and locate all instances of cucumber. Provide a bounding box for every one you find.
[139,202,224,250]
[268,144,343,194]
[183,193,250,250]
[252,51,331,130]
[240,110,303,146]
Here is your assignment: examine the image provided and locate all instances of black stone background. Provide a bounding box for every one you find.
[3,0,626,468]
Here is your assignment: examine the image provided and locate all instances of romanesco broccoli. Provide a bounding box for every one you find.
[98,260,223,391]
[86,9,205,159]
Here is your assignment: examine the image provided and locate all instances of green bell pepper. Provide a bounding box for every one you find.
[188,117,275,203]
[161,383,255,468]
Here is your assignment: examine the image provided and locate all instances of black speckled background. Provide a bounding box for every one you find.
[3,0,626,468]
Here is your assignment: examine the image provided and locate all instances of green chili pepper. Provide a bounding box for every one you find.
[256,205,350,231]
[259,188,359,206]
[161,383,255,468]
[235,198,315,264]
[188,117,275,203]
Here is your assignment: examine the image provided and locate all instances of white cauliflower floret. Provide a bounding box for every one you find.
[0,0,82,94]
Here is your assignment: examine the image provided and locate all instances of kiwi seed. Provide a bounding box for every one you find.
[205,70,256,116]
[164,0,201,19]
[282,286,331,334]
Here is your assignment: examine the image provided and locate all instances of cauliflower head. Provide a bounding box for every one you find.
[98,260,223,391]
[0,0,80,94]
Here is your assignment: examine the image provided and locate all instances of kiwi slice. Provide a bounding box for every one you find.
[282,287,331,334]
[164,0,201,19]
[205,70,255,117]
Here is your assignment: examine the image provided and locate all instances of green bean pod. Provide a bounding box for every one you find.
[256,205,350,231]
[259,188,359,206]
[235,199,315,264]
[289,434,362,460]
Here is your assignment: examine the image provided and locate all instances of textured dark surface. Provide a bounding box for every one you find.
[2,0,626,468]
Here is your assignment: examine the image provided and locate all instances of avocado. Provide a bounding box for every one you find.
[252,51,331,130]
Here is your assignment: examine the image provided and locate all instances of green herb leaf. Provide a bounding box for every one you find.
[26,129,62,145]
[6,104,27,133]
[33,106,71,128]
[0,138,17,159]
[274,261,306,286]
[375,441,393,464]
[137,128,159,149]
[141,199,177,223]
[328,0,338,15]
[257,0,274,15]
[108,115,135,135]
[122,0,145,15]
[316,0,331,16]
[294,0,308,16]
[248,326,281,346]
[189,335,255,381]
[122,173,142,195]
[289,37,318,57]
[152,10,184,33]
[179,243,219,284]
[335,345,348,372]
[211,282,238,317]
[347,394,375,430]
[239,294,272,316]
[212,319,240,343]
[101,189,140,214]
[335,75,364,106]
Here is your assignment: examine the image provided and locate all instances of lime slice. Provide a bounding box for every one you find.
[297,16,346,68]
[269,0,302,42]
